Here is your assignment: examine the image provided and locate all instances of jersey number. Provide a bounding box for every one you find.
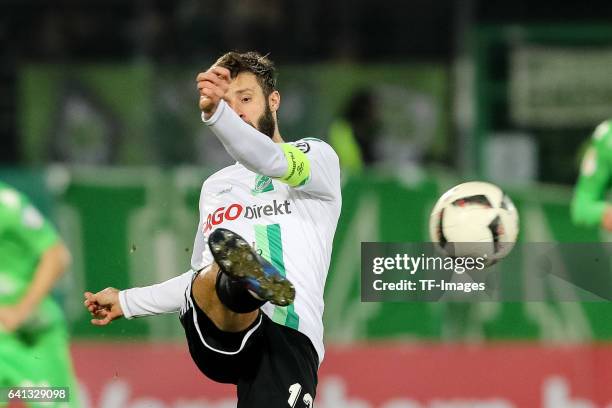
[288,383,313,407]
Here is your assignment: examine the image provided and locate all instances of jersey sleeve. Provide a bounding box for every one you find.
[0,185,59,256]
[119,270,195,319]
[285,138,341,201]
[202,100,287,178]
[571,120,612,227]
[202,101,341,201]
[119,179,214,319]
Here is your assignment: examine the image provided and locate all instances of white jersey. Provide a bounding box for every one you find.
[118,100,341,364]
[190,138,341,362]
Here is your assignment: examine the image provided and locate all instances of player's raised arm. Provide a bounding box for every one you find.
[571,120,612,230]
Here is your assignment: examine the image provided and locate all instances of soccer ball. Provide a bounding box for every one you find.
[429,181,519,263]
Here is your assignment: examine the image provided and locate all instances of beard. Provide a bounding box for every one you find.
[255,101,276,139]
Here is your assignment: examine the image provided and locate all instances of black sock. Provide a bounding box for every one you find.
[215,270,266,313]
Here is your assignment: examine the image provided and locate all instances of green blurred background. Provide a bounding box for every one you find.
[4,0,612,348]
[7,3,612,404]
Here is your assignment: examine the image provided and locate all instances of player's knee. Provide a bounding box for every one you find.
[192,265,258,332]
[193,263,219,291]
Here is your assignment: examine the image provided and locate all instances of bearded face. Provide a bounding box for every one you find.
[256,99,276,140]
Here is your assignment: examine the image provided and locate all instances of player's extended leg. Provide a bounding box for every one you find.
[182,228,315,406]
[192,227,295,332]
[191,264,258,332]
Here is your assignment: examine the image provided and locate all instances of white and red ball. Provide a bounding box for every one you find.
[429,181,519,263]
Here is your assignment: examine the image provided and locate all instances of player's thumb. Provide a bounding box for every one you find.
[91,308,121,326]
[199,95,212,111]
[91,315,113,326]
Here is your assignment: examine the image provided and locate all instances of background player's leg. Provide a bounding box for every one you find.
[0,326,81,408]
[192,263,259,332]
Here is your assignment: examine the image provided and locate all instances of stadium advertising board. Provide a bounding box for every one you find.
[72,343,612,408]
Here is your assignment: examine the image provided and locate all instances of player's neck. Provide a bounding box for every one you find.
[272,132,284,143]
[270,113,283,143]
[271,123,283,143]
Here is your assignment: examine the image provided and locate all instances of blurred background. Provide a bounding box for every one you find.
[3,0,612,406]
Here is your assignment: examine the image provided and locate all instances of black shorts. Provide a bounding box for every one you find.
[179,282,319,408]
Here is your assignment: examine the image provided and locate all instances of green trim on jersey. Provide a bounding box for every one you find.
[252,174,275,195]
[254,224,300,330]
[572,120,612,227]
[277,143,310,187]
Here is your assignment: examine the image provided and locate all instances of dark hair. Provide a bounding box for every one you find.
[215,51,277,97]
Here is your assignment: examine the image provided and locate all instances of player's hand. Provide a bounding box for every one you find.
[196,66,231,119]
[0,305,30,332]
[602,206,612,231]
[84,287,124,326]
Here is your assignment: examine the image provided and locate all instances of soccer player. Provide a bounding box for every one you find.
[84,51,341,407]
[572,119,612,230]
[0,182,80,408]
